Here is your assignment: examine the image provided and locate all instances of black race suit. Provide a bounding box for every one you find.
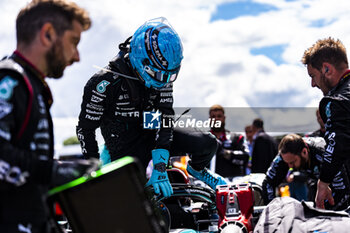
[76,51,217,171]
[319,70,350,185]
[262,137,350,210]
[0,51,54,232]
[212,130,249,178]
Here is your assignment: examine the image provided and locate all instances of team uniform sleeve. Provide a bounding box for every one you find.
[154,83,174,150]
[76,73,112,159]
[0,73,52,185]
[262,155,289,204]
[318,98,350,184]
[218,134,249,166]
[230,134,250,165]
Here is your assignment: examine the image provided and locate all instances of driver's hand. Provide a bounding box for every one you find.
[146,149,173,197]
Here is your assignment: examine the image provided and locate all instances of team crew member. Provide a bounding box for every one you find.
[262,134,350,210]
[302,37,350,209]
[250,118,278,174]
[209,104,249,179]
[0,1,92,232]
[76,17,227,198]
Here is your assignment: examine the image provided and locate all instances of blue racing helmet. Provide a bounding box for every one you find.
[129,17,183,89]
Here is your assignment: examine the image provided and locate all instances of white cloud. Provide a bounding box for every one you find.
[2,0,349,144]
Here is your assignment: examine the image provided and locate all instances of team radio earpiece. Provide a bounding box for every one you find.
[325,67,329,73]
[46,32,51,41]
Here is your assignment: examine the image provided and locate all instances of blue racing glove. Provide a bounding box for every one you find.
[146,149,173,197]
[99,144,111,166]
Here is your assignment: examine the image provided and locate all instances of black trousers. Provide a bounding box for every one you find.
[108,128,218,171]
[170,128,218,171]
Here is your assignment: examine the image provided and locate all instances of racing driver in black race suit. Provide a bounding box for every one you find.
[262,134,350,210]
[76,17,227,198]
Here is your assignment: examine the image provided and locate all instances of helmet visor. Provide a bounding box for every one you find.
[144,65,180,83]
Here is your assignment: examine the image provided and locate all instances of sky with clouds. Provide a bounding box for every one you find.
[1,0,350,147]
